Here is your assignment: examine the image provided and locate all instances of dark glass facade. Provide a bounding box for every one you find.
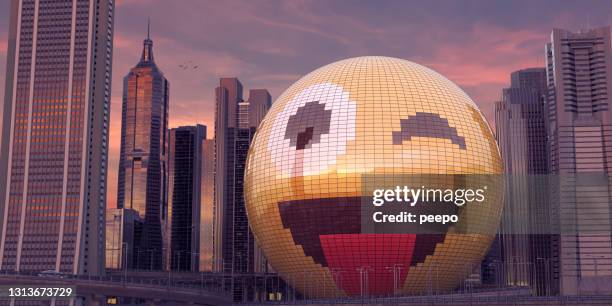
[116,31,168,270]
[167,125,206,271]
[0,0,114,276]
[214,79,271,301]
[494,68,552,295]
[105,208,139,270]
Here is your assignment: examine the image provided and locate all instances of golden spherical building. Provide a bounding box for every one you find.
[245,56,503,298]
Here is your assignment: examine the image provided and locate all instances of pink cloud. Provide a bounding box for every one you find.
[0,28,7,55]
[413,24,546,86]
[113,33,139,50]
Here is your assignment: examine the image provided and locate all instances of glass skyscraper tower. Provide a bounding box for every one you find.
[167,124,206,272]
[0,0,115,276]
[495,68,552,295]
[546,27,612,295]
[213,78,271,301]
[116,25,169,270]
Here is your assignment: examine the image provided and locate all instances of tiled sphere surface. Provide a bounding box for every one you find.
[245,56,503,298]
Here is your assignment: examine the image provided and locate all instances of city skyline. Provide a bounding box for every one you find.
[1,1,612,303]
[2,1,612,208]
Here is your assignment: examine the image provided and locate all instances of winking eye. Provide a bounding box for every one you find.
[392,112,466,149]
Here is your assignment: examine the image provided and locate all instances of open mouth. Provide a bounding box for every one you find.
[278,197,453,296]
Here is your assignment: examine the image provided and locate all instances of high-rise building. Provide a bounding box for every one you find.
[546,27,612,295]
[495,68,552,295]
[214,78,271,300]
[200,139,215,272]
[213,78,243,274]
[116,25,169,270]
[105,208,139,270]
[167,125,206,271]
[0,0,114,275]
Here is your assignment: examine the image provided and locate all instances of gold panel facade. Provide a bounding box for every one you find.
[245,56,503,298]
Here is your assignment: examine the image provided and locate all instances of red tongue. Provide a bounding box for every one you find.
[320,234,416,296]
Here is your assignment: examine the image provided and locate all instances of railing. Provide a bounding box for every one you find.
[5,267,612,304]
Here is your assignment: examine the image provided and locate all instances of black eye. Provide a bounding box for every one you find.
[392,112,466,149]
[284,101,332,150]
[269,83,357,176]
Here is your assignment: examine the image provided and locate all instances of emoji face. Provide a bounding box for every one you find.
[245,56,503,298]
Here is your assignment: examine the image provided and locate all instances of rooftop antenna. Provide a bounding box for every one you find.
[147,17,150,39]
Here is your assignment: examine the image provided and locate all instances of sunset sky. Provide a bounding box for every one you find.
[1,0,612,208]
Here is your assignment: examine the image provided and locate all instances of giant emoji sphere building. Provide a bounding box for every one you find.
[244,56,503,298]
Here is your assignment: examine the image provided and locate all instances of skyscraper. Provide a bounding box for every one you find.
[200,139,215,272]
[116,25,168,270]
[546,27,612,295]
[213,78,243,274]
[167,125,206,271]
[495,68,552,295]
[0,0,114,275]
[105,208,139,270]
[214,79,271,300]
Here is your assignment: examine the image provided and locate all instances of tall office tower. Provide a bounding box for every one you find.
[0,0,114,275]
[116,26,169,270]
[200,139,215,271]
[495,68,552,295]
[167,125,206,271]
[213,78,243,274]
[214,79,271,300]
[546,27,612,295]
